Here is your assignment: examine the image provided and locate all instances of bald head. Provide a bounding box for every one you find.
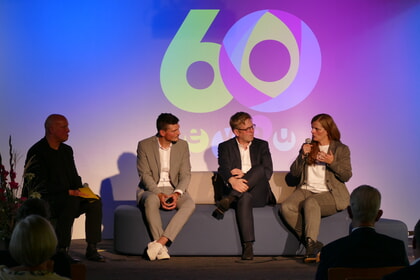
[44,114,70,149]
[44,114,67,132]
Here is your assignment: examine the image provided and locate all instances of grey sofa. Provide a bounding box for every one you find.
[113,172,408,256]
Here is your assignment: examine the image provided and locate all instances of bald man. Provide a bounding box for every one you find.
[24,114,105,262]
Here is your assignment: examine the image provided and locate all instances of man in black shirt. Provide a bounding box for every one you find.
[24,114,104,262]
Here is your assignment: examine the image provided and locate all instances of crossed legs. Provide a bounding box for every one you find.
[140,188,195,260]
[213,165,274,260]
[280,188,337,262]
[280,189,336,241]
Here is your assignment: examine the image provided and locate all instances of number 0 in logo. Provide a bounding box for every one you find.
[220,10,321,112]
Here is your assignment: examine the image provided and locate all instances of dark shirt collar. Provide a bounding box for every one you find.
[351,226,375,233]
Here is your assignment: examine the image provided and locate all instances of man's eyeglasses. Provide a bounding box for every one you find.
[236,124,256,132]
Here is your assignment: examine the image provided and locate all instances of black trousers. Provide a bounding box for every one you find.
[231,165,275,243]
[49,194,102,248]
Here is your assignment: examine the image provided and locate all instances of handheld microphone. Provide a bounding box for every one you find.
[304,138,312,157]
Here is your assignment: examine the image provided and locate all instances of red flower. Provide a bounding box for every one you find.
[9,181,19,190]
[0,136,29,240]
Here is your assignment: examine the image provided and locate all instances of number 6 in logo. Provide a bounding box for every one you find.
[160,10,232,113]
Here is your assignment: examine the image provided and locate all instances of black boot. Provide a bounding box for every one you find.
[212,195,236,220]
[57,247,80,264]
[241,242,254,260]
[303,237,323,263]
[86,243,105,262]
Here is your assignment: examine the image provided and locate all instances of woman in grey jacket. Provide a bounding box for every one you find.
[280,113,352,263]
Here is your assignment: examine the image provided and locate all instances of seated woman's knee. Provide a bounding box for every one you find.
[302,196,320,209]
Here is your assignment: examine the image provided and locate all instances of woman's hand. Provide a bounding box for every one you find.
[317,151,334,164]
[302,143,312,158]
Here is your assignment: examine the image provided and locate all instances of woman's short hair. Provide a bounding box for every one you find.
[9,214,57,267]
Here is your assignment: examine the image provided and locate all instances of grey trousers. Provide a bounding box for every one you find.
[280,188,337,241]
[139,187,195,243]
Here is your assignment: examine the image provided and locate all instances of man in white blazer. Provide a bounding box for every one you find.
[136,113,195,261]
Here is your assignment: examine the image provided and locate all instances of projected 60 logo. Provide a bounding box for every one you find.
[160,9,321,113]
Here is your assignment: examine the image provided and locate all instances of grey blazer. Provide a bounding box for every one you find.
[290,140,352,211]
[136,136,191,196]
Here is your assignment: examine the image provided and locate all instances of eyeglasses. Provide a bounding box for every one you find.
[236,124,256,132]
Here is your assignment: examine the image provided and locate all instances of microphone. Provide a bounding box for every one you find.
[304,138,312,157]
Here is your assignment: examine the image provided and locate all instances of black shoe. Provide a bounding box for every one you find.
[57,247,81,264]
[241,242,254,260]
[86,244,106,262]
[86,249,105,262]
[212,208,225,220]
[303,237,323,263]
[212,196,235,220]
[69,255,81,264]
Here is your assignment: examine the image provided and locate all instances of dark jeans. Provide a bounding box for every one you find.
[231,165,275,243]
[49,194,102,248]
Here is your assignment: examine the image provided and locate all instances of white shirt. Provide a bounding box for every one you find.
[157,140,172,188]
[302,144,329,193]
[236,139,252,173]
[156,138,183,195]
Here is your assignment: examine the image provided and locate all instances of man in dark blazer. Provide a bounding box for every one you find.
[382,218,420,280]
[137,113,195,261]
[213,112,276,260]
[315,185,409,280]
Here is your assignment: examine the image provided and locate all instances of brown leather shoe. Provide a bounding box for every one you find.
[241,242,254,260]
[303,237,323,263]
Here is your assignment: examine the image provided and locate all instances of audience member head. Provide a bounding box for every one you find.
[15,198,50,222]
[9,215,57,267]
[348,185,383,227]
[156,113,179,137]
[414,219,420,259]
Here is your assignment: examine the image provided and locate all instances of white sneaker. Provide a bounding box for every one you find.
[157,246,170,260]
[147,241,163,261]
